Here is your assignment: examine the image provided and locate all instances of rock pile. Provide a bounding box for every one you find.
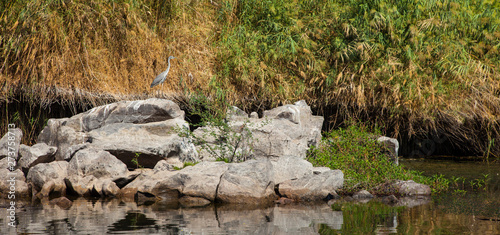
[0,98,425,205]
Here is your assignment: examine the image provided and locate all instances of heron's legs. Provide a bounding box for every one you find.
[161,83,164,97]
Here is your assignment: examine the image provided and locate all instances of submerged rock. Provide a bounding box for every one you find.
[179,196,211,207]
[392,180,431,196]
[352,190,374,200]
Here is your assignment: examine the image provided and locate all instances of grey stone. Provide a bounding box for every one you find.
[65,175,98,196]
[352,190,374,200]
[179,196,211,207]
[216,159,276,204]
[245,100,323,159]
[279,170,343,201]
[27,161,69,196]
[60,143,88,161]
[271,155,313,184]
[0,158,9,170]
[64,148,129,196]
[250,112,259,119]
[126,161,228,201]
[153,160,175,172]
[38,120,86,161]
[102,179,121,197]
[0,168,30,198]
[68,148,128,179]
[170,161,228,201]
[18,143,57,173]
[377,136,399,165]
[392,180,431,196]
[37,98,198,166]
[0,128,22,160]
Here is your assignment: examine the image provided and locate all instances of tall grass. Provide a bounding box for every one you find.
[0,0,216,101]
[1,0,499,156]
[215,0,500,156]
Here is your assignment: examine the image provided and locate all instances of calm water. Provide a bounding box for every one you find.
[0,159,498,234]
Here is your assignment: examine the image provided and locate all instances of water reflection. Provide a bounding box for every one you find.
[0,196,499,234]
[0,199,343,234]
[1,159,499,234]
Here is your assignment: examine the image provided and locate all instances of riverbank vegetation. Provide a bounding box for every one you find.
[1,0,500,157]
[307,123,450,193]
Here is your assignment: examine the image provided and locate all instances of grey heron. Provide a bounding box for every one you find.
[151,56,175,93]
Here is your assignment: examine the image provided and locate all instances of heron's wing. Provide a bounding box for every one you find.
[150,70,168,87]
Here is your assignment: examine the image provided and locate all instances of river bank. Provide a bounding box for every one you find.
[0,98,437,206]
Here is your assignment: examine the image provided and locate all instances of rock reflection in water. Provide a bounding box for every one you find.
[0,198,343,234]
[1,196,498,234]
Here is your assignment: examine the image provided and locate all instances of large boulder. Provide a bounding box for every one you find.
[193,100,323,161]
[168,161,229,201]
[27,161,69,197]
[271,155,313,185]
[216,159,277,204]
[17,143,57,174]
[254,100,323,158]
[65,148,129,196]
[123,161,229,201]
[279,170,344,201]
[68,148,128,178]
[37,98,199,167]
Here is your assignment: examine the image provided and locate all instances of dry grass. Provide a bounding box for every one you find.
[0,0,216,103]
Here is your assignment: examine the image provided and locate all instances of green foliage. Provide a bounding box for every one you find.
[173,161,199,170]
[307,123,447,193]
[216,0,500,106]
[131,152,142,169]
[215,0,500,156]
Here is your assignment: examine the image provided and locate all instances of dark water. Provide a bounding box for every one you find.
[0,159,499,234]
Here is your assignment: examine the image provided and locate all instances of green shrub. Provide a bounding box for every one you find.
[307,123,445,193]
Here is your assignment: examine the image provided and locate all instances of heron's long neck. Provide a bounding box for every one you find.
[167,57,172,70]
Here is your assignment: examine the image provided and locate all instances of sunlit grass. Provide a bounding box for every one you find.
[1,0,500,156]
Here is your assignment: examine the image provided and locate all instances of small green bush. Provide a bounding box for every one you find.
[307,124,444,193]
